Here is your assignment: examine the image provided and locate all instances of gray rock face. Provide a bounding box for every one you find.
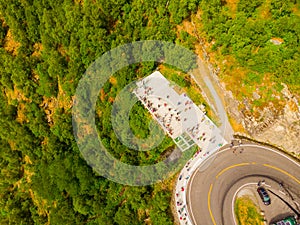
[254,102,300,154]
[213,72,300,155]
[253,84,300,154]
[191,24,299,155]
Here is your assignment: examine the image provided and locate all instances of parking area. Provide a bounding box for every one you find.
[237,180,299,224]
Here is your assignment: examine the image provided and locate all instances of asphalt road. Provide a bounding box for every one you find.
[187,143,300,225]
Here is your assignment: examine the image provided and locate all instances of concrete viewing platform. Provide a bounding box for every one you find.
[133,71,227,152]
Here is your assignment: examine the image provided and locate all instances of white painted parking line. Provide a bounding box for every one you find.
[279,190,286,195]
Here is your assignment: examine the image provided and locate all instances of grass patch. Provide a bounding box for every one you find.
[235,196,264,225]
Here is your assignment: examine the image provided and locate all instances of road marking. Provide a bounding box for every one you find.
[208,184,217,225]
[188,169,199,225]
[279,190,286,195]
[231,182,257,225]
[185,144,300,225]
[263,164,300,184]
[216,163,250,179]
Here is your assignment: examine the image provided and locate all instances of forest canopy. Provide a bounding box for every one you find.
[0,0,299,224]
[0,0,199,224]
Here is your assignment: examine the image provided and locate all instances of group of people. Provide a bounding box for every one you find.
[136,85,190,138]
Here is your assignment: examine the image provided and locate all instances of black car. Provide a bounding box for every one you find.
[257,187,271,205]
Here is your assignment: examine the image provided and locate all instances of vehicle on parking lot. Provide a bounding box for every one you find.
[270,216,297,225]
[257,187,271,205]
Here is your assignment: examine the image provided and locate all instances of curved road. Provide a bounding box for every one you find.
[187,143,300,225]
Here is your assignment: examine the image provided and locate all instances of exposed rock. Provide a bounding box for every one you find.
[254,97,300,154]
[270,37,284,45]
[252,91,261,100]
[188,20,299,155]
[208,61,299,154]
[281,83,294,99]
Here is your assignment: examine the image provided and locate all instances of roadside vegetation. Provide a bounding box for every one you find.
[235,197,264,225]
[189,0,300,117]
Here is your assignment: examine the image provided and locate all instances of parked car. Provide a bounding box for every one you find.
[270,216,297,225]
[257,187,271,205]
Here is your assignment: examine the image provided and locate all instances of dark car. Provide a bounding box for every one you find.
[257,187,271,205]
[270,216,297,225]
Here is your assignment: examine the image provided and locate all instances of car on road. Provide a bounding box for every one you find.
[257,187,271,205]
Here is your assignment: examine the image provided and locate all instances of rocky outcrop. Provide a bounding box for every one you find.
[189,19,299,156]
[204,52,300,155]
[253,85,300,155]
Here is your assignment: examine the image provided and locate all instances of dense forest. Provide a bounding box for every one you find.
[199,0,300,99]
[0,0,199,224]
[0,0,299,224]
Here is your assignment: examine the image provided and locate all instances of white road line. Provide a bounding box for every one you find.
[181,143,300,225]
[279,190,286,195]
[231,183,258,225]
[219,144,300,168]
[188,168,198,225]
